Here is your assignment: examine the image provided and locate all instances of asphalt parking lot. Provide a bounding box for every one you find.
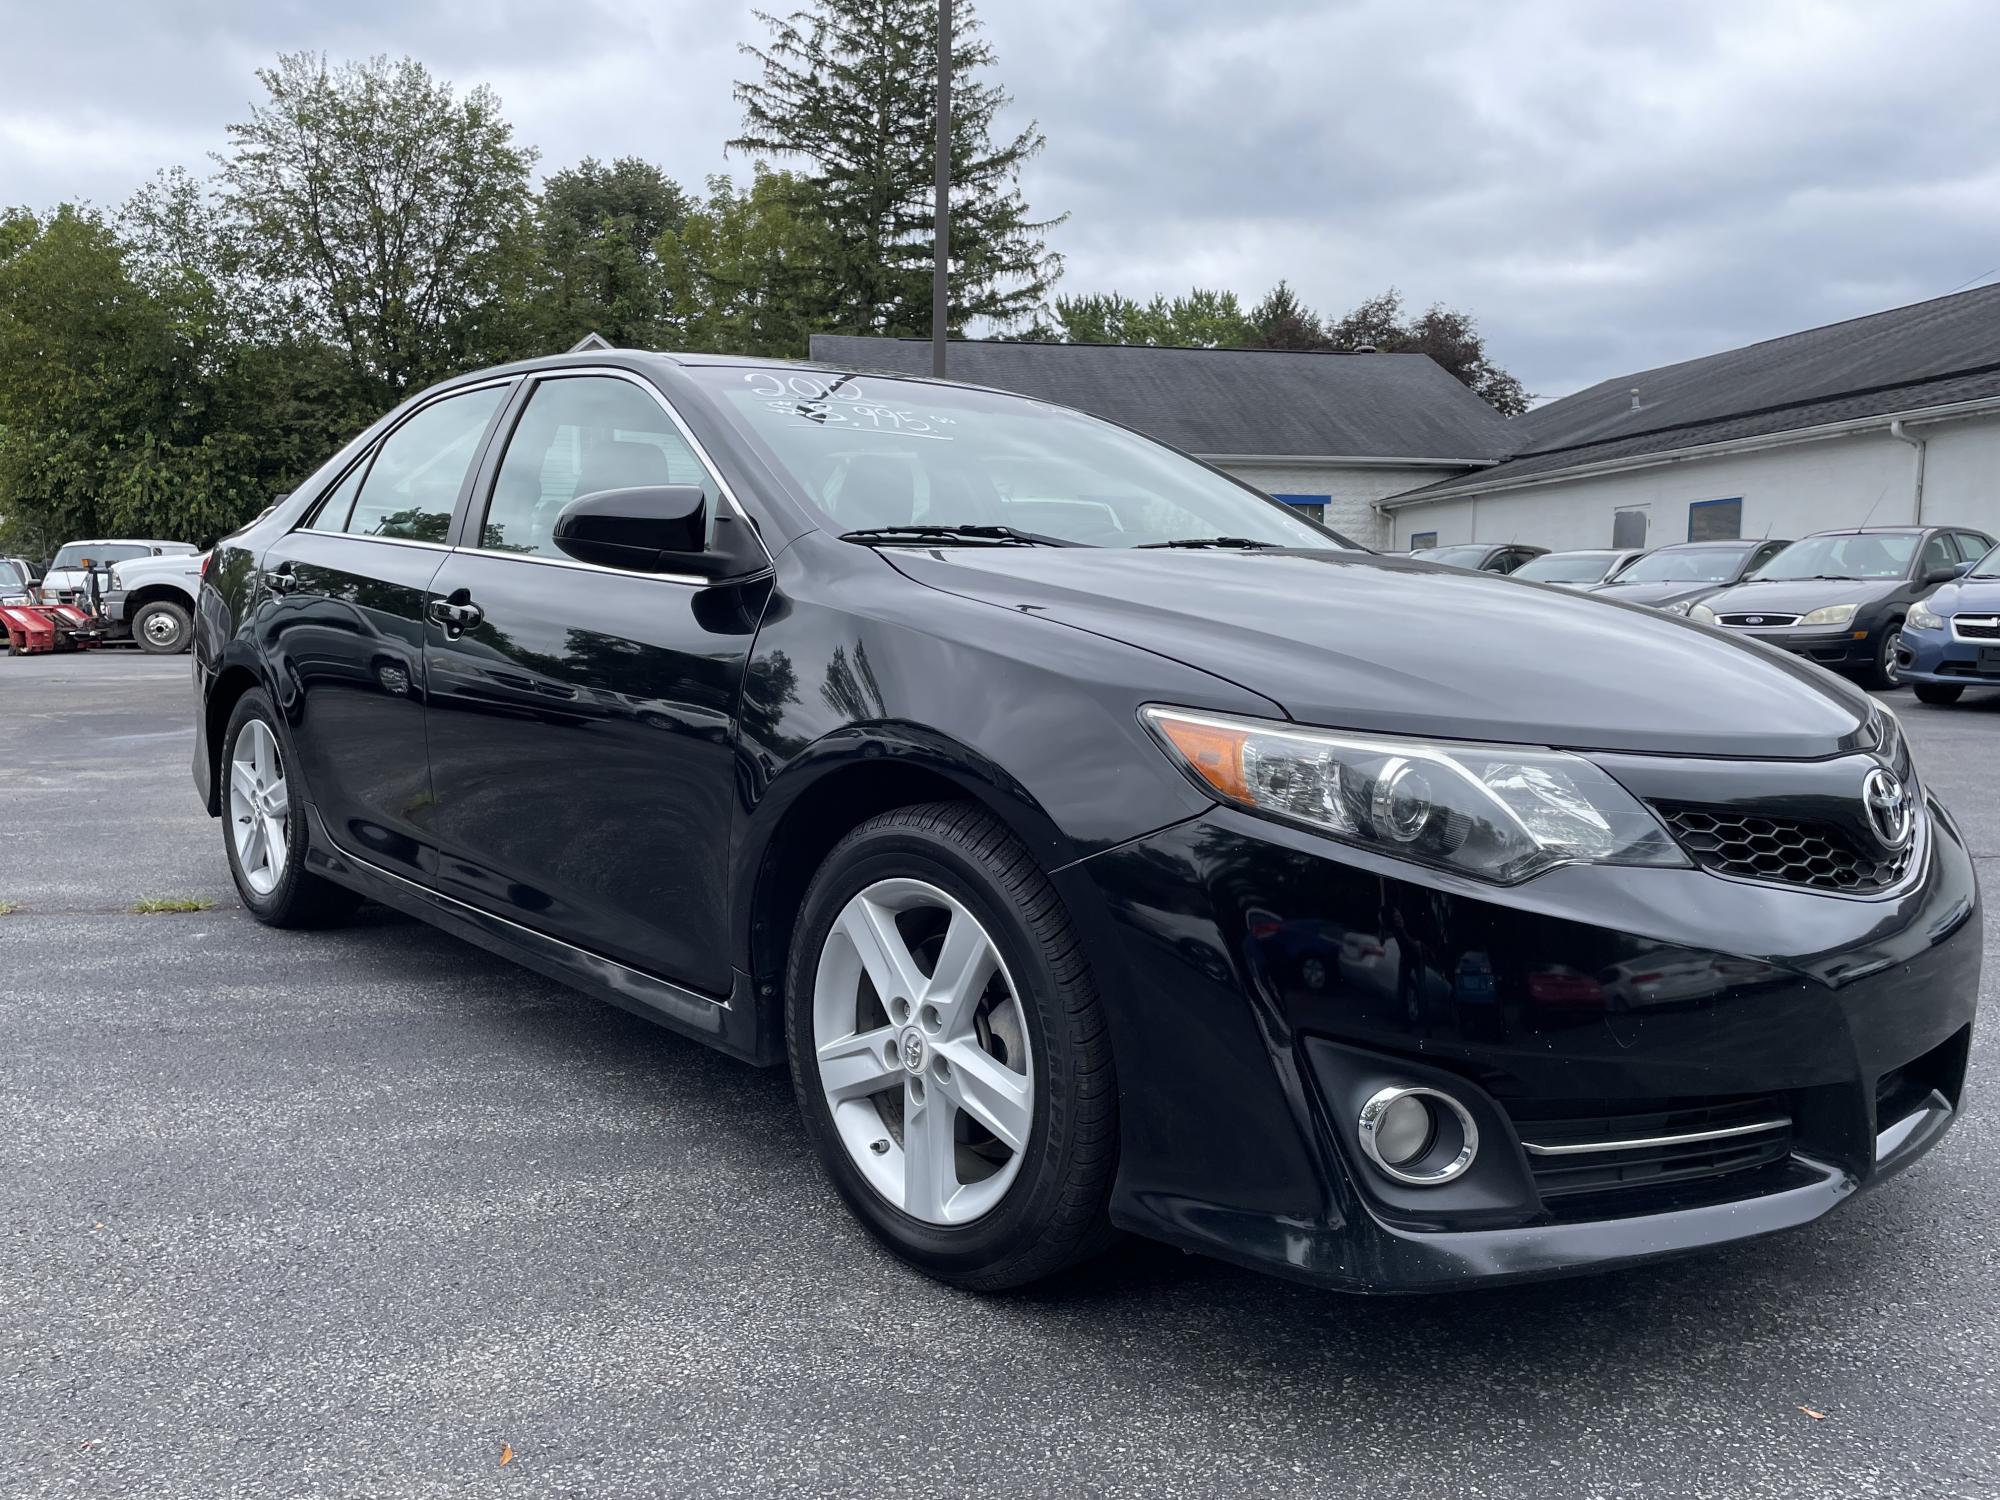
[3,654,1997,1499]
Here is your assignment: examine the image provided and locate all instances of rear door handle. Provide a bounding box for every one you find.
[264,566,298,594]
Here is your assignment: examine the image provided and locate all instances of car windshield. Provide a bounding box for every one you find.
[1610,546,1747,584]
[1513,552,1618,583]
[1972,544,2000,579]
[1753,533,1917,581]
[50,543,148,570]
[1409,545,1491,567]
[686,367,1349,549]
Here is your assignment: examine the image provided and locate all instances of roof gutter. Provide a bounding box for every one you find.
[1201,453,1503,469]
[1378,391,2000,509]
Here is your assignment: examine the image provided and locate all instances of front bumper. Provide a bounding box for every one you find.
[1718,621,1881,669]
[1896,624,2000,687]
[1073,785,1980,1293]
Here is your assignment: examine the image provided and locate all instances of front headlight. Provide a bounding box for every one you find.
[1143,707,1687,884]
[1689,603,1718,624]
[1907,599,1944,631]
[1798,603,1857,627]
[1661,599,1696,617]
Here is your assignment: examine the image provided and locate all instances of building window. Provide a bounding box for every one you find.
[1409,530,1438,549]
[1271,492,1329,524]
[1688,497,1742,542]
[1611,509,1648,548]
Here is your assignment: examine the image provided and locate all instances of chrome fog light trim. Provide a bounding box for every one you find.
[1357,1085,1479,1186]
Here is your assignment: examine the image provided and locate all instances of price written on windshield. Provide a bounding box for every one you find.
[744,372,957,440]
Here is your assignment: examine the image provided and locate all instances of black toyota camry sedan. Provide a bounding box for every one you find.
[191,351,1980,1293]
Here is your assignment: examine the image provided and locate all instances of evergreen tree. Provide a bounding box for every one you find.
[1245,280,1329,350]
[731,0,1061,336]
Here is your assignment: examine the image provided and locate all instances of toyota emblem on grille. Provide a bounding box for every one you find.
[1863,767,1914,851]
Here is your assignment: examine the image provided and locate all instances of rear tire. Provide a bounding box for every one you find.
[132,599,192,655]
[785,801,1117,1290]
[1913,682,1964,706]
[220,688,363,928]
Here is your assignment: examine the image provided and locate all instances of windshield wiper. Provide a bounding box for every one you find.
[1135,536,1279,550]
[839,524,1084,548]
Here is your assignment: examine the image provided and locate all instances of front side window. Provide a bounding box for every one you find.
[1755,533,1918,581]
[343,385,508,543]
[1971,542,2000,579]
[688,366,1342,550]
[481,376,709,558]
[1920,533,1957,577]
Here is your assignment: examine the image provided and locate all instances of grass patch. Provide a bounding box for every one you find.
[0,900,18,915]
[131,896,216,915]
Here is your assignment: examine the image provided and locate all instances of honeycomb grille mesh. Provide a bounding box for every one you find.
[1658,805,1911,893]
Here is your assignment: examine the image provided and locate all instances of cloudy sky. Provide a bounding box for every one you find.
[5,0,1999,399]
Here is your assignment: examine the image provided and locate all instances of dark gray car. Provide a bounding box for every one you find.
[1691,526,1995,688]
[1591,538,1792,614]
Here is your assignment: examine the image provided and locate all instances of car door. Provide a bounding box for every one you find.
[253,379,514,883]
[421,370,765,995]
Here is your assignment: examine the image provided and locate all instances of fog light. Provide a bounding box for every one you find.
[1357,1085,1479,1186]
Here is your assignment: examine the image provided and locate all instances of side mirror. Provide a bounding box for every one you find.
[555,485,713,574]
[1922,565,1960,586]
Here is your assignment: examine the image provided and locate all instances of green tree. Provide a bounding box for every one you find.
[1040,288,1253,347]
[659,169,832,358]
[215,53,536,404]
[731,0,1061,336]
[515,156,692,353]
[0,204,262,553]
[1328,287,1532,415]
[1244,280,1328,350]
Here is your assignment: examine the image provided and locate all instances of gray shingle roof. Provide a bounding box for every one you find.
[806,335,1514,461]
[1401,282,2000,501]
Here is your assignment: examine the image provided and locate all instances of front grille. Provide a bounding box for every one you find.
[1952,615,2000,641]
[1514,1096,1794,1212]
[1717,611,1799,627]
[1657,803,1912,893]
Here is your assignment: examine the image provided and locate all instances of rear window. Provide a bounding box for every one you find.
[50,543,149,569]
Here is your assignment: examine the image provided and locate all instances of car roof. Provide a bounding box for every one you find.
[56,538,193,548]
[1803,526,1928,536]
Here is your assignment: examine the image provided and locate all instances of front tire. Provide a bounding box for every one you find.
[220,689,363,928]
[1913,682,1964,705]
[785,802,1117,1289]
[1859,622,1904,690]
[132,599,192,655]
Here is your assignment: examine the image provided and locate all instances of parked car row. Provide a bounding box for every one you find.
[2,538,207,654]
[1410,526,1999,699]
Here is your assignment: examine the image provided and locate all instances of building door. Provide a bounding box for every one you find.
[1612,508,1648,548]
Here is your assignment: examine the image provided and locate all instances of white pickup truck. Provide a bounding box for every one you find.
[105,549,208,654]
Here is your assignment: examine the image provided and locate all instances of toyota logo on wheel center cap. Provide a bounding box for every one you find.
[898,1026,927,1073]
[1863,766,1914,851]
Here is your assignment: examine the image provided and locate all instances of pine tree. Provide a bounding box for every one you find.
[731,0,1062,336]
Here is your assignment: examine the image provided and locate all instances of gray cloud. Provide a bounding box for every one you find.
[5,0,1999,397]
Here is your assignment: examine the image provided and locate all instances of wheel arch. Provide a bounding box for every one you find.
[734,726,1084,1040]
[200,660,265,815]
[125,582,195,618]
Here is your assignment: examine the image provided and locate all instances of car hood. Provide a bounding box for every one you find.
[881,548,1875,758]
[1929,576,2000,615]
[1698,577,1904,615]
[1589,580,1724,608]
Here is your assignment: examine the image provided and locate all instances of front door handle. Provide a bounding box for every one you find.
[264,566,298,595]
[426,593,484,634]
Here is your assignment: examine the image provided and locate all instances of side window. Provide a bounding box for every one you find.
[480,376,708,559]
[304,460,367,533]
[1491,549,1530,574]
[344,386,508,543]
[1952,531,1992,563]
[1750,540,1787,571]
[1919,532,1956,577]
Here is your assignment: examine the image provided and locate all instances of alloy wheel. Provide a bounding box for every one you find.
[811,878,1034,1225]
[228,719,290,896]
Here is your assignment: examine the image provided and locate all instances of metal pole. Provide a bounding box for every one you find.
[931,0,952,377]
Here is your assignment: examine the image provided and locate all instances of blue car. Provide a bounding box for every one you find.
[1897,542,2000,704]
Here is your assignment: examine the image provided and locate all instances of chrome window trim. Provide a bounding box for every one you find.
[446,543,711,588]
[1521,1116,1791,1157]
[304,532,454,555]
[472,365,772,571]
